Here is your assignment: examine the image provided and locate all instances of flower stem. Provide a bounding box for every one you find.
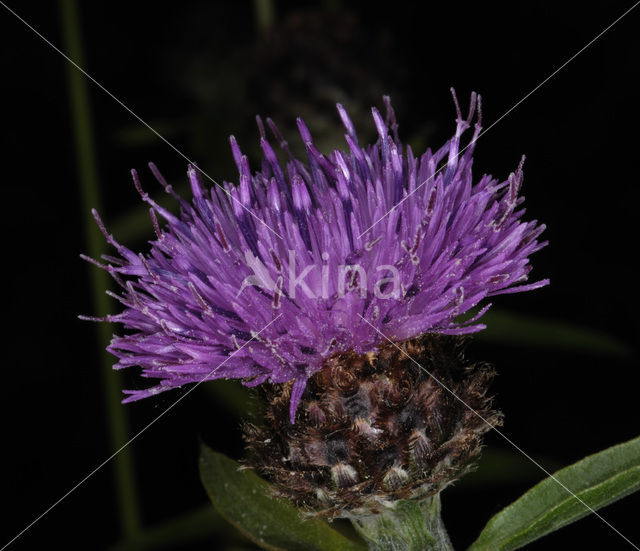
[351,495,454,551]
[59,0,141,540]
[253,0,275,35]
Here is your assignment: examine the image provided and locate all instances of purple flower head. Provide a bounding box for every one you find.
[85,91,548,422]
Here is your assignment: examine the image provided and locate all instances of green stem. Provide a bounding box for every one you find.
[109,505,225,551]
[253,0,275,35]
[351,495,454,551]
[59,0,141,540]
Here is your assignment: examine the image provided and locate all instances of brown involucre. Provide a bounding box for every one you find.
[243,334,502,518]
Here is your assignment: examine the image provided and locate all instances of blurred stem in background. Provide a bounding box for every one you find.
[253,0,275,35]
[59,0,141,542]
[109,505,226,551]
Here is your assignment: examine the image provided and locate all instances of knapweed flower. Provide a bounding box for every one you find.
[86,91,547,515]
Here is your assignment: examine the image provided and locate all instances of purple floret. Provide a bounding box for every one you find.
[84,91,548,422]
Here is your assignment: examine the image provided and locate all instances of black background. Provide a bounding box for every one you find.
[1,1,639,550]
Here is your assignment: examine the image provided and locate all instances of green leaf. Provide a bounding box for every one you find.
[477,309,633,357]
[468,435,640,551]
[199,445,365,551]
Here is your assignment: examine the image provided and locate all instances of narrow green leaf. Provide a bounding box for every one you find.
[478,309,632,357]
[199,445,365,551]
[468,436,640,551]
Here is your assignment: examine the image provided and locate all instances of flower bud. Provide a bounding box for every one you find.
[244,334,502,518]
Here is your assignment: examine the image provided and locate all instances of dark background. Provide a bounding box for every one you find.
[1,1,639,549]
